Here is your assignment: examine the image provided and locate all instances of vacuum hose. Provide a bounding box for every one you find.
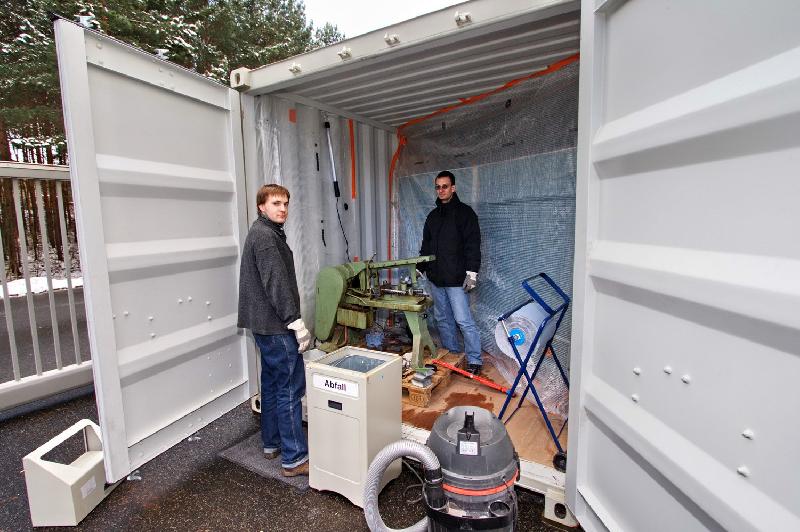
[364,441,443,532]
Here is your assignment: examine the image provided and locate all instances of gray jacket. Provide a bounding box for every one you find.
[237,215,301,335]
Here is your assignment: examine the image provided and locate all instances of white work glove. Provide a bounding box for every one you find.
[416,268,426,280]
[287,319,311,353]
[462,271,477,292]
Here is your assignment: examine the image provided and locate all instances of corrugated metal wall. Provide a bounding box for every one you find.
[251,95,396,331]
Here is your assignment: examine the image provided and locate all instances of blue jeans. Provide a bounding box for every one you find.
[428,282,482,366]
[253,332,308,469]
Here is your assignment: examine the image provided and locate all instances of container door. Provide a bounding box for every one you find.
[570,1,800,530]
[55,20,256,482]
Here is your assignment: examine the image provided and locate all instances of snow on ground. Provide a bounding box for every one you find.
[1,276,84,299]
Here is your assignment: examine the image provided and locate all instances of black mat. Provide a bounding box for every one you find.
[218,432,309,491]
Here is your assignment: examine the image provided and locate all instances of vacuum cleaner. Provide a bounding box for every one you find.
[364,406,519,531]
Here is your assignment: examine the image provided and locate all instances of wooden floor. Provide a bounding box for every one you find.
[402,352,568,467]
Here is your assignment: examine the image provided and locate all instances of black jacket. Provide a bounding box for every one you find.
[419,192,481,287]
[237,215,301,335]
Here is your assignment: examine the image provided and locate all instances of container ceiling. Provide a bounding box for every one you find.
[232,0,580,130]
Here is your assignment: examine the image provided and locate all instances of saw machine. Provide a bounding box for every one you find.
[315,256,437,368]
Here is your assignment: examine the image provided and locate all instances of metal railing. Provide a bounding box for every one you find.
[0,162,92,411]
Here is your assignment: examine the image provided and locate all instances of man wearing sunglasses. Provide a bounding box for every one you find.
[418,170,483,375]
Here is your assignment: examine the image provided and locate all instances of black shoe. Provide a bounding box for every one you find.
[467,364,482,376]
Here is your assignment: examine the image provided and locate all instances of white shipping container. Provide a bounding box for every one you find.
[53,0,800,530]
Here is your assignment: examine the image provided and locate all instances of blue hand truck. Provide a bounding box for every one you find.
[497,273,570,472]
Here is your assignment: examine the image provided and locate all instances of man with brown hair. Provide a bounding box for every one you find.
[238,183,310,477]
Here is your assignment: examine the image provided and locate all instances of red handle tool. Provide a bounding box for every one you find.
[431,359,515,396]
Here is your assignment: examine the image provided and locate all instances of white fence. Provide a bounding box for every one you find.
[0,162,91,411]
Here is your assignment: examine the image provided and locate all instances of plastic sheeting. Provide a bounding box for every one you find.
[395,63,579,416]
[253,95,395,334]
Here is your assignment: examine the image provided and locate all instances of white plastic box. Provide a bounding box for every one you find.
[23,420,116,527]
[305,347,402,507]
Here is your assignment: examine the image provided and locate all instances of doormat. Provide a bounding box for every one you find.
[218,432,309,492]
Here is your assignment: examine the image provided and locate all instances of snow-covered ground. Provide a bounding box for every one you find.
[1,276,84,299]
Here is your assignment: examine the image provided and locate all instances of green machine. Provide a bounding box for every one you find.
[315,256,437,368]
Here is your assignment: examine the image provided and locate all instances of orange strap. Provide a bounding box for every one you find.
[442,469,518,496]
[385,53,579,262]
[348,119,357,199]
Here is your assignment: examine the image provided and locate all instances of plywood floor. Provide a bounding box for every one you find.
[402,354,568,467]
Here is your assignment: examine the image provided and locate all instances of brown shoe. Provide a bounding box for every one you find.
[282,461,309,477]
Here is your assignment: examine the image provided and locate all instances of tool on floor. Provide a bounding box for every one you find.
[365,406,519,531]
[411,366,434,388]
[431,359,514,396]
[495,273,570,472]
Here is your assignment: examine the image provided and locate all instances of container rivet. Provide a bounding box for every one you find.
[737,466,750,477]
[631,394,639,403]
[124,311,129,317]
[178,298,183,304]
[633,367,641,376]
[150,333,156,338]
[188,296,193,302]
[742,429,755,440]
[112,314,116,319]
[206,301,210,306]
[148,316,154,321]
[663,366,672,375]
[207,315,212,320]
[681,375,691,384]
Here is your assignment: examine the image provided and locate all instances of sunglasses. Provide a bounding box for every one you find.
[435,184,451,190]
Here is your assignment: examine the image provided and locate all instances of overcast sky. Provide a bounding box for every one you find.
[303,0,464,38]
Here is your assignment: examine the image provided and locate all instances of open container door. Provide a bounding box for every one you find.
[570,1,800,530]
[54,19,255,482]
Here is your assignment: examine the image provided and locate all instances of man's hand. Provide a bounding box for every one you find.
[287,319,312,353]
[462,271,477,292]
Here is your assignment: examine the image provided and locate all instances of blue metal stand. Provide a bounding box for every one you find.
[497,273,570,458]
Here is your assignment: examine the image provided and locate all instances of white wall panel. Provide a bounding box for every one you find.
[569,1,800,530]
[55,20,251,482]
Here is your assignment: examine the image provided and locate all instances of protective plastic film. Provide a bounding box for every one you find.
[396,63,578,416]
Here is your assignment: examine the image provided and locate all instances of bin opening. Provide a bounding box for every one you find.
[328,354,386,373]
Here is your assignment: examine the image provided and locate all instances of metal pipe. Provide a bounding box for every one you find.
[324,120,340,197]
[35,180,63,369]
[0,222,20,381]
[13,179,42,375]
[56,182,81,363]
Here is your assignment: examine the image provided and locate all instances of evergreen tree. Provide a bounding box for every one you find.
[0,0,344,163]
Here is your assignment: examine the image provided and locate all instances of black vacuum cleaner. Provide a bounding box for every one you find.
[364,406,519,532]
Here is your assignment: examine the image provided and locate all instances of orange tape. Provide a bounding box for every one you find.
[348,119,357,199]
[442,470,518,496]
[385,54,579,263]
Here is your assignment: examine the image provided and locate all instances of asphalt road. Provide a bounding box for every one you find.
[0,287,90,383]
[1,393,559,531]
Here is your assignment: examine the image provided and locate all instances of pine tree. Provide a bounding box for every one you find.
[1,0,343,278]
[0,0,345,162]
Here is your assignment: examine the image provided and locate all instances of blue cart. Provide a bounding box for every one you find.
[496,273,570,471]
